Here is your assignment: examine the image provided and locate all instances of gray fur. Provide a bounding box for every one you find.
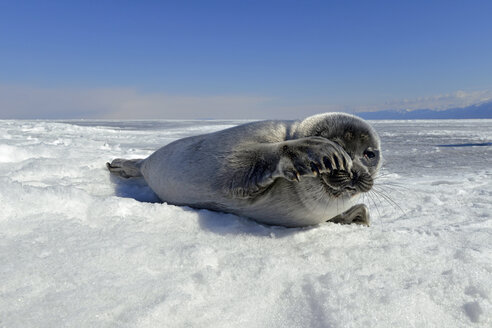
[107,112,382,227]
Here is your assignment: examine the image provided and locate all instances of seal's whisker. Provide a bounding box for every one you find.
[323,196,331,220]
[360,191,382,228]
[371,186,407,218]
[373,171,398,178]
[374,192,406,221]
[368,190,382,217]
[373,175,409,191]
[375,179,406,186]
[376,181,409,191]
[336,195,340,217]
[374,190,405,217]
[373,177,409,193]
[372,191,385,229]
[374,183,408,195]
[366,190,382,226]
[373,184,407,202]
[373,171,395,177]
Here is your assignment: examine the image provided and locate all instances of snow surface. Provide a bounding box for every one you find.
[1,119,491,327]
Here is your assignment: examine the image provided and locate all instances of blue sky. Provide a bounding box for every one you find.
[1,0,492,119]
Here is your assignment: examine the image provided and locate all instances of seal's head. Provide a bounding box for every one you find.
[296,113,382,199]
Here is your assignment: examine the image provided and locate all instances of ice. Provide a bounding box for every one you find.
[1,119,491,327]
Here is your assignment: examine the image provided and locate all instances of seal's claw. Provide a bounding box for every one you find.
[323,156,333,171]
[279,169,299,182]
[333,155,341,170]
[310,162,320,176]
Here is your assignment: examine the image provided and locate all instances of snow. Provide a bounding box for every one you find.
[1,119,491,327]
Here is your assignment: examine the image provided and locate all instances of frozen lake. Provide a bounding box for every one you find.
[1,118,491,327]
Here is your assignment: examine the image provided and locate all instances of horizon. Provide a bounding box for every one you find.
[1,1,492,119]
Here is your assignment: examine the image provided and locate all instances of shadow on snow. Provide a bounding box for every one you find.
[108,174,304,237]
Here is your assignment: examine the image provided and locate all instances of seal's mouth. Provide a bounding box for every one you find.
[320,170,373,197]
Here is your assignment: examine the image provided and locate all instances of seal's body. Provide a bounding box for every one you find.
[108,113,382,227]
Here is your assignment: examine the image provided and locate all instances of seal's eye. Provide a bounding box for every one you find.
[363,150,376,159]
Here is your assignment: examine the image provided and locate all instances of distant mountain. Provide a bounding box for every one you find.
[357,101,492,120]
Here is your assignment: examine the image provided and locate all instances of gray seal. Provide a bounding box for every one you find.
[107,112,382,227]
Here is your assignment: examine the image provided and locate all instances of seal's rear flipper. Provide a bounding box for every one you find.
[328,204,370,226]
[106,158,144,178]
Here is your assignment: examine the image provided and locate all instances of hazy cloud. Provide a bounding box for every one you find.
[356,89,492,112]
[0,85,276,119]
[1,84,491,119]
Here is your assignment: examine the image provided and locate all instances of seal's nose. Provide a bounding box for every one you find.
[350,170,358,184]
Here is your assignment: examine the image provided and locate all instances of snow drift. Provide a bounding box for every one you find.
[1,119,491,327]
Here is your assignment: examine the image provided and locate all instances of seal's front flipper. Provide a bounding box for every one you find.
[107,158,144,178]
[274,137,353,182]
[328,204,370,226]
[225,137,353,199]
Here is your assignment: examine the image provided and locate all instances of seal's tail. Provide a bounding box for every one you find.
[106,158,144,178]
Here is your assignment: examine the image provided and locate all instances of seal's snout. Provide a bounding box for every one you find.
[321,167,374,196]
[325,170,351,186]
[351,170,373,192]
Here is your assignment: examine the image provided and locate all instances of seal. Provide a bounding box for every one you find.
[107,112,382,227]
